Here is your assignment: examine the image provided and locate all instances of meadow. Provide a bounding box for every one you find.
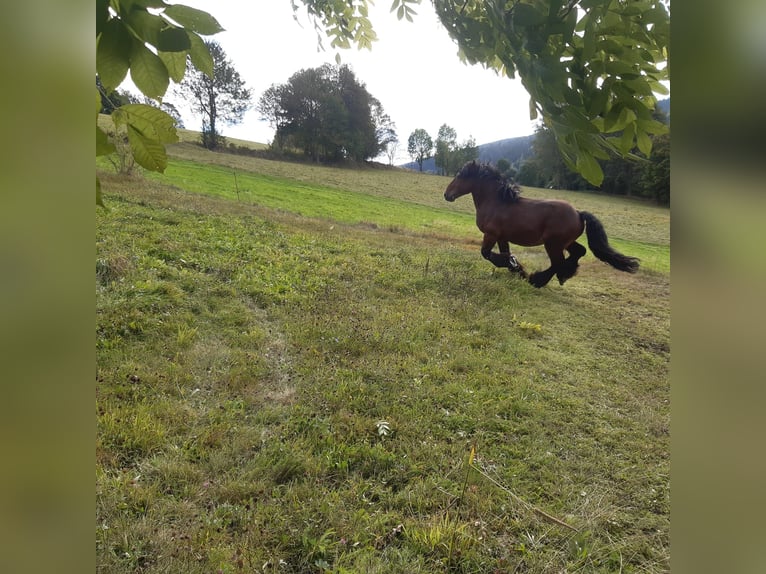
[97,139,669,573]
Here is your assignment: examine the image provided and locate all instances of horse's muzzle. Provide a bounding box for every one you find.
[444,193,455,202]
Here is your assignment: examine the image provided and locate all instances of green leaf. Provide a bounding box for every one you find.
[648,80,669,95]
[562,108,599,134]
[581,23,595,61]
[157,27,191,52]
[97,19,131,91]
[129,41,169,99]
[158,50,188,83]
[623,78,653,96]
[587,88,609,117]
[576,149,604,186]
[163,5,224,35]
[604,105,637,132]
[636,127,652,157]
[187,31,213,77]
[126,124,168,172]
[133,0,169,7]
[637,118,669,136]
[111,104,177,175]
[118,104,178,143]
[97,126,116,156]
[125,8,164,46]
[513,4,546,27]
[619,123,635,154]
[563,87,582,107]
[96,0,110,35]
[529,97,538,120]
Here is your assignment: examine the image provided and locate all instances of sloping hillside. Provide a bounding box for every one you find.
[97,139,670,574]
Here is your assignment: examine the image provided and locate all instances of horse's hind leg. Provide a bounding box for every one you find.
[556,241,587,285]
[529,244,565,288]
[498,240,527,278]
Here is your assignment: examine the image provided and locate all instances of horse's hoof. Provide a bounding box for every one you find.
[528,273,547,288]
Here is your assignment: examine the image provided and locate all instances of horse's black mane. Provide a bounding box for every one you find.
[456,160,521,202]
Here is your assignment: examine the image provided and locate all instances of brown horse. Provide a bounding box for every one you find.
[444,161,639,288]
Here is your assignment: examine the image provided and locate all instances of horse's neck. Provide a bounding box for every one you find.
[471,185,500,211]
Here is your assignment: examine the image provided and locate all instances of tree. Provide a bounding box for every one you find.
[529,124,588,190]
[407,129,433,172]
[640,132,669,205]
[371,98,398,161]
[434,125,478,175]
[257,84,286,148]
[260,64,392,163]
[434,124,457,176]
[385,138,399,166]
[516,159,544,187]
[495,158,515,180]
[176,40,251,149]
[452,136,479,174]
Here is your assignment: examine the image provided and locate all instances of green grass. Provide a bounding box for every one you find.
[143,158,471,240]
[97,146,669,573]
[134,145,670,273]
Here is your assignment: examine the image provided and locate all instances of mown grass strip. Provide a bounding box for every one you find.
[147,159,474,238]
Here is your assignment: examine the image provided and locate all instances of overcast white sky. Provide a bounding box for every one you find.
[147,0,539,163]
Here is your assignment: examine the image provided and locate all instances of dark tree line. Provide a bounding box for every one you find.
[515,110,670,205]
[257,64,396,163]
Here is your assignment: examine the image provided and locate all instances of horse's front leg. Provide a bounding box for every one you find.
[481,235,511,269]
[498,240,528,278]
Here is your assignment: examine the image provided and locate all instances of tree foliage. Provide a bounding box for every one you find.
[177,40,251,149]
[257,64,394,162]
[430,0,669,185]
[435,124,478,175]
[407,129,434,171]
[434,124,457,175]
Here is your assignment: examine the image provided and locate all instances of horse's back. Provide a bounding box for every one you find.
[511,197,583,244]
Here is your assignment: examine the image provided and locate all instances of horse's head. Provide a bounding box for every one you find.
[443,160,480,202]
[444,160,520,203]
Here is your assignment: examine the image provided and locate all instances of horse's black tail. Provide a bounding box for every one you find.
[579,211,639,273]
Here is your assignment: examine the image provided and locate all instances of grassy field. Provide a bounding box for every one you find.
[97,142,669,573]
